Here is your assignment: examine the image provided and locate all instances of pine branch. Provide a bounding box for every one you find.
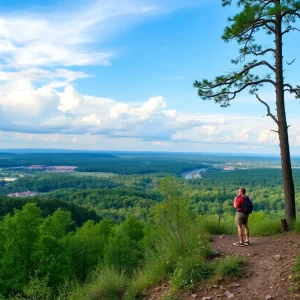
[282,27,300,35]
[256,94,278,124]
[284,84,300,98]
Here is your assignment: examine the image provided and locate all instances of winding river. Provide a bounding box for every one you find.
[181,168,208,179]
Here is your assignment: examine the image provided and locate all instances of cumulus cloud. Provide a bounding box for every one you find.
[1,81,299,150]
[0,86,60,123]
[58,86,84,112]
[109,96,166,120]
[82,114,102,126]
[0,0,298,151]
[257,130,278,144]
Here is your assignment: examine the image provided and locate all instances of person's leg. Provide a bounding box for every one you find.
[244,216,249,242]
[233,213,245,246]
[244,225,249,242]
[237,225,243,243]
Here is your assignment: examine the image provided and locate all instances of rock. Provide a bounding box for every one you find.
[233,283,240,287]
[219,234,225,238]
[224,291,235,298]
[273,255,281,261]
[154,286,161,291]
[210,249,221,257]
[191,294,197,299]
[202,297,211,300]
[265,295,273,300]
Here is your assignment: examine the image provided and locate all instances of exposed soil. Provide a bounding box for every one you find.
[147,233,300,300]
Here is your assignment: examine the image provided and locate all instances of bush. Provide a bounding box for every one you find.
[196,215,234,235]
[291,220,300,233]
[216,256,244,280]
[65,267,129,300]
[291,255,300,292]
[171,255,214,290]
[126,224,212,298]
[248,212,281,236]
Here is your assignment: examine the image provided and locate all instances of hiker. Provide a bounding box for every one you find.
[233,187,252,247]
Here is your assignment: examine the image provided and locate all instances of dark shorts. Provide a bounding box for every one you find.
[236,212,249,226]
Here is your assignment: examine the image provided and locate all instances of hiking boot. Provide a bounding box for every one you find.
[233,241,245,247]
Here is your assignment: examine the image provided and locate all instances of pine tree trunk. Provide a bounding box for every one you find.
[275,0,296,223]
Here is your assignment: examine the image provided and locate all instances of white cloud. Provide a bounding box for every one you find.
[0,86,60,123]
[0,0,159,69]
[58,86,84,112]
[164,109,177,118]
[109,96,166,120]
[1,82,298,152]
[139,96,166,116]
[82,114,102,126]
[257,129,278,144]
[110,103,130,118]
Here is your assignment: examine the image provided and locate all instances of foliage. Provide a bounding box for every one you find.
[1,152,300,298]
[0,197,99,227]
[248,212,281,236]
[171,256,214,290]
[71,267,129,300]
[215,256,244,280]
[103,217,144,274]
[291,255,300,293]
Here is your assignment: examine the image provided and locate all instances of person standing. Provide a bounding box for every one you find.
[233,187,250,247]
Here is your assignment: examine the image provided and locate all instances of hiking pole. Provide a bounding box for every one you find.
[231,207,235,234]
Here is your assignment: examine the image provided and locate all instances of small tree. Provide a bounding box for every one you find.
[194,0,300,223]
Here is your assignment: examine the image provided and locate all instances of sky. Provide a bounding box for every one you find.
[0,0,299,154]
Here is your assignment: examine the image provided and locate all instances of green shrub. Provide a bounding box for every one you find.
[126,224,212,298]
[171,255,214,290]
[291,220,300,233]
[248,212,281,236]
[216,256,244,280]
[196,215,233,235]
[291,255,300,292]
[65,267,128,300]
[56,280,83,300]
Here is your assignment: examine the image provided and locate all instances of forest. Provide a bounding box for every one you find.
[0,151,300,299]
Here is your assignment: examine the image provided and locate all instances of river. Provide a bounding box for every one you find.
[182,168,208,179]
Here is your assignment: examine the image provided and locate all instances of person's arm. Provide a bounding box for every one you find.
[233,197,240,209]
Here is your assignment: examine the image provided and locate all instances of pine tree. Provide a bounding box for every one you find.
[194,0,300,223]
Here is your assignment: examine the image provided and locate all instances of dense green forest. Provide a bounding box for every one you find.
[0,152,300,298]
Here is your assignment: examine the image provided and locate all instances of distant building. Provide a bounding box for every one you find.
[29,165,47,170]
[48,166,77,172]
[223,166,235,171]
[0,177,18,182]
[8,191,37,197]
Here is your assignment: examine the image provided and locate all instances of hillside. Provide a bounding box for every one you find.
[148,233,300,300]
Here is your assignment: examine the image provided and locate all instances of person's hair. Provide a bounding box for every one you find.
[239,187,246,194]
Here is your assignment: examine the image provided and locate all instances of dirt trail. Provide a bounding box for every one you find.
[147,233,300,300]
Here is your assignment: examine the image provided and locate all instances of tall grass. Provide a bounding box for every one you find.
[196,214,233,235]
[291,219,300,233]
[125,224,212,299]
[58,267,129,300]
[215,256,244,280]
[291,255,300,293]
[195,213,282,237]
[248,212,281,236]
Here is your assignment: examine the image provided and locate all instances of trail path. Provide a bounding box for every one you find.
[147,233,300,300]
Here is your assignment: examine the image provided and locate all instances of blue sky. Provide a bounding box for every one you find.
[0,0,299,154]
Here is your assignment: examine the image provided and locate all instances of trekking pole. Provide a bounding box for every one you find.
[231,207,235,234]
